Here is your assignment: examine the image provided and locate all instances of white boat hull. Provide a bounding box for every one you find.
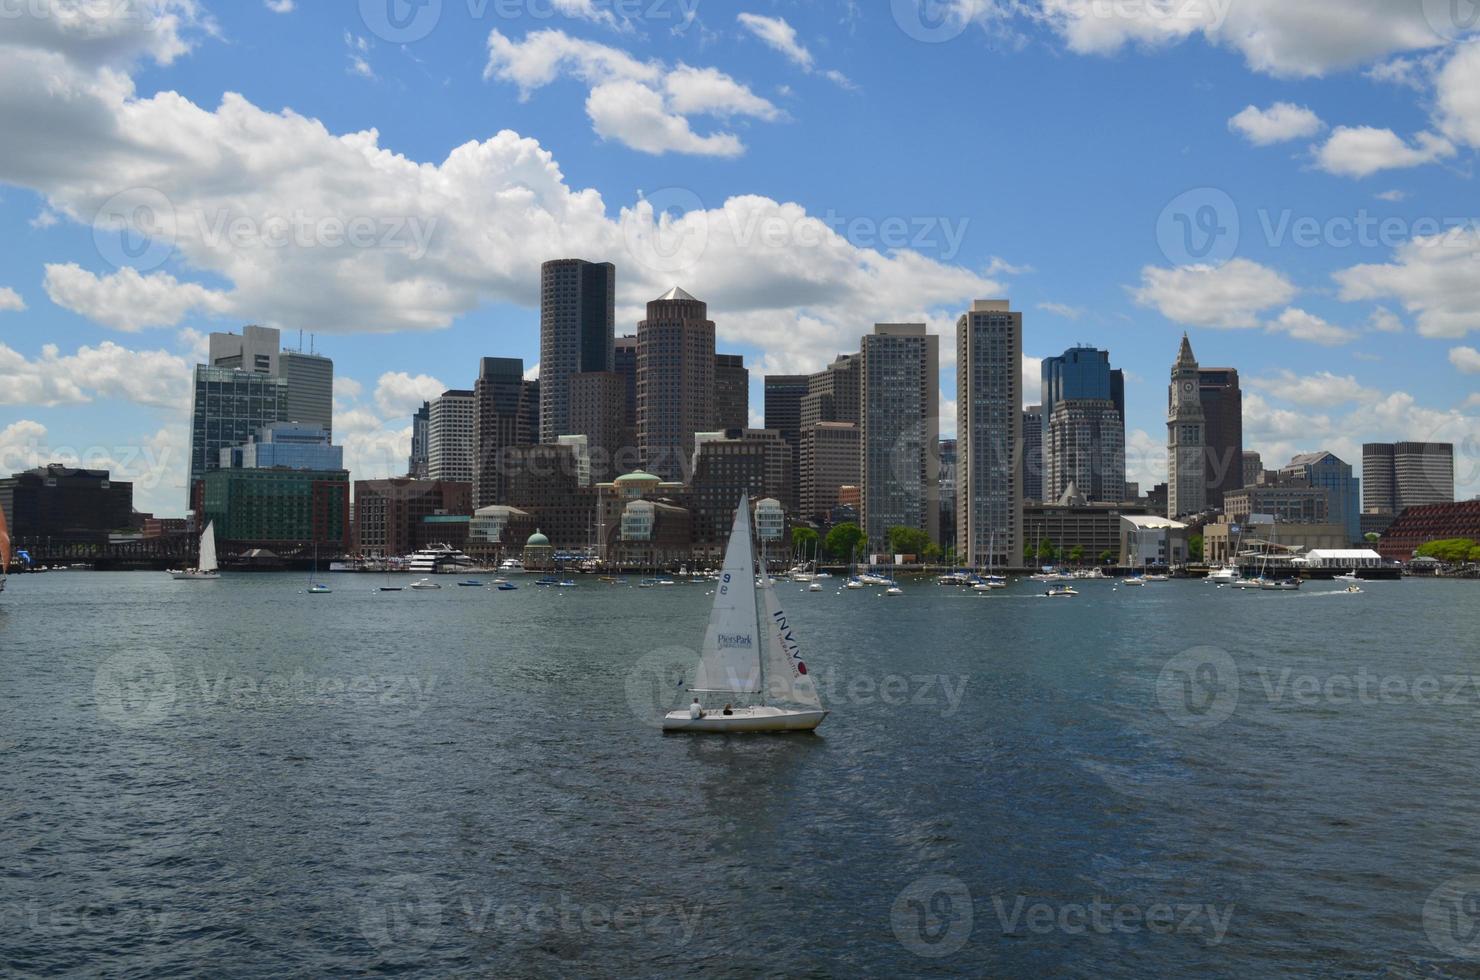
[170,570,220,580]
[662,705,828,733]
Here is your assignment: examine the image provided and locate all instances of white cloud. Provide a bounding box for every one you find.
[44,264,230,332]
[0,287,25,312]
[1451,346,1480,374]
[1367,307,1404,332]
[1436,41,1480,148]
[485,29,776,156]
[1228,102,1323,145]
[1335,228,1480,338]
[1248,369,1378,405]
[1035,0,1446,79]
[264,0,293,12]
[1132,259,1297,329]
[0,340,190,410]
[737,13,813,70]
[1036,301,1084,320]
[1265,307,1357,346]
[1314,126,1456,178]
[1375,190,1407,202]
[1022,354,1042,409]
[374,372,447,419]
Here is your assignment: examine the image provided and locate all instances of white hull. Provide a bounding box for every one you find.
[170,570,220,580]
[662,705,828,733]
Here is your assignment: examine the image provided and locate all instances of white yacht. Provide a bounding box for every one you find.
[407,544,478,575]
[497,557,527,574]
[1206,565,1241,585]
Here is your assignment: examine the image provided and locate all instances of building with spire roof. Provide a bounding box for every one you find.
[636,286,715,482]
[1167,334,1207,519]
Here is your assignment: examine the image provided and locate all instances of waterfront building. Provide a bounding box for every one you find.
[467,505,538,558]
[614,334,639,434]
[937,437,957,553]
[1223,482,1329,525]
[615,497,692,567]
[1119,514,1190,568]
[1198,367,1242,509]
[956,302,1018,569]
[800,422,860,524]
[222,423,342,472]
[764,373,809,513]
[503,443,596,551]
[472,357,536,508]
[801,354,861,430]
[278,348,335,437]
[556,435,592,487]
[859,322,939,553]
[1375,500,1480,561]
[1241,451,1262,490]
[637,287,715,482]
[353,479,474,556]
[428,389,476,486]
[1167,334,1207,519]
[714,354,749,431]
[203,467,350,551]
[1022,406,1044,503]
[188,365,289,507]
[539,258,615,444]
[1024,494,1149,567]
[1041,347,1125,436]
[1360,511,1396,539]
[408,402,430,479]
[1045,398,1125,504]
[0,465,133,546]
[755,497,786,545]
[1202,518,1350,565]
[1144,483,1168,518]
[1363,442,1454,513]
[686,430,791,556]
[1281,451,1360,543]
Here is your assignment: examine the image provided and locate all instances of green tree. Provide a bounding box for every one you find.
[1188,534,1204,562]
[887,525,932,557]
[1099,549,1115,566]
[792,526,819,558]
[1024,541,1036,563]
[825,523,864,564]
[1417,538,1478,563]
[1038,538,1057,562]
[1364,532,1381,544]
[1069,544,1084,566]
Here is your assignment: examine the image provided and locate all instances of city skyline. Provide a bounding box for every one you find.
[2,4,1479,519]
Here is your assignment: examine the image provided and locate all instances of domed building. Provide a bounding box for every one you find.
[522,529,554,570]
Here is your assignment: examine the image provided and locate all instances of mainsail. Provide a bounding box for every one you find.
[0,499,9,576]
[762,581,823,708]
[691,495,762,694]
[199,521,218,574]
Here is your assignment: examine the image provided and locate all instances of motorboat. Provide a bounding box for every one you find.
[407,544,478,576]
[458,580,485,588]
[1206,566,1241,585]
[497,558,527,574]
[410,578,442,590]
[1121,577,1145,587]
[497,582,517,591]
[1260,578,1302,591]
[1046,586,1078,598]
[1142,573,1169,582]
[1344,584,1364,593]
[808,582,824,592]
[884,586,904,597]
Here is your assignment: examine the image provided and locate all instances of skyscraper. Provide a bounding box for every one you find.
[408,402,430,479]
[636,287,715,482]
[570,371,629,483]
[1242,450,1262,489]
[796,353,861,520]
[187,365,289,508]
[1198,367,1242,509]
[279,348,335,437]
[764,373,808,511]
[614,334,638,430]
[472,357,536,508]
[1363,441,1454,512]
[713,354,749,431]
[1041,347,1125,502]
[956,301,1021,568]
[539,259,615,444]
[1046,399,1125,503]
[428,389,476,486]
[861,322,939,552]
[1167,334,1207,519]
[1022,405,1044,503]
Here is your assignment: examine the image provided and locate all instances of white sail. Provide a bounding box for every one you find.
[199,521,218,573]
[691,495,762,695]
[762,581,823,708]
[0,498,10,576]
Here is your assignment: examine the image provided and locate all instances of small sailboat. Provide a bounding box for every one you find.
[305,545,332,593]
[170,521,221,580]
[662,495,827,734]
[458,579,485,588]
[884,585,904,597]
[808,582,823,592]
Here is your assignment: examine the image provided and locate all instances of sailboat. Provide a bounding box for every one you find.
[662,494,828,733]
[170,521,221,580]
[307,545,332,594]
[0,497,9,596]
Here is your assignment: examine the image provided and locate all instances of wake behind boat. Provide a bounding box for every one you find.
[663,494,827,734]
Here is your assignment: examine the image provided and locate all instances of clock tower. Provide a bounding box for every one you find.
[1167,333,1206,518]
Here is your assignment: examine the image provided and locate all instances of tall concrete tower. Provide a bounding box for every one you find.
[1167,334,1207,519]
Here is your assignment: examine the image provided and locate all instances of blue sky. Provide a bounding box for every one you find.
[2,0,1478,516]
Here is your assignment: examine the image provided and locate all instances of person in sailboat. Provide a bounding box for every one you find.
[689,698,704,720]
[722,703,734,716]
